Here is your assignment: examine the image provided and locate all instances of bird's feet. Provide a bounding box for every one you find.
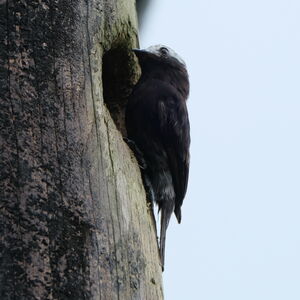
[123,137,147,169]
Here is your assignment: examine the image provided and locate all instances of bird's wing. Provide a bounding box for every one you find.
[157,95,190,223]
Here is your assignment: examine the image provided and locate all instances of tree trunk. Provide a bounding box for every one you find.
[0,1,163,299]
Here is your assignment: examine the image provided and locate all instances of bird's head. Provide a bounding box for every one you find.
[132,45,189,98]
[133,45,186,71]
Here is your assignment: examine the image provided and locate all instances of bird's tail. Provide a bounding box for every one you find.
[160,207,172,271]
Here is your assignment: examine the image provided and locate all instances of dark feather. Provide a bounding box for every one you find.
[126,45,190,270]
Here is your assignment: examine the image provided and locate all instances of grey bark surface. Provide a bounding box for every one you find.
[0,0,163,299]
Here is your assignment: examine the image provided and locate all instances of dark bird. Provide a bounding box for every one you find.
[126,45,190,270]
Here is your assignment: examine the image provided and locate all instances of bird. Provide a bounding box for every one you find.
[125,45,190,270]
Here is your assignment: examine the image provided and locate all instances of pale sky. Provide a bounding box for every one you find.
[140,1,300,299]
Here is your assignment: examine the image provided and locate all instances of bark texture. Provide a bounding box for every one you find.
[0,0,163,299]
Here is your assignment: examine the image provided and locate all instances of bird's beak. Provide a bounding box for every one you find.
[132,48,143,53]
[132,48,151,61]
[132,48,147,55]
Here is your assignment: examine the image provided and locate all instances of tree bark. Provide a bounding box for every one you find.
[0,1,163,299]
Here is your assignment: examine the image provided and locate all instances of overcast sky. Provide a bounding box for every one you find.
[140,1,300,299]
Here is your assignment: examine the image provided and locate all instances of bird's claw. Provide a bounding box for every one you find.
[123,137,147,169]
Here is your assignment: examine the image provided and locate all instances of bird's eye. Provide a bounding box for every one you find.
[160,47,169,56]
